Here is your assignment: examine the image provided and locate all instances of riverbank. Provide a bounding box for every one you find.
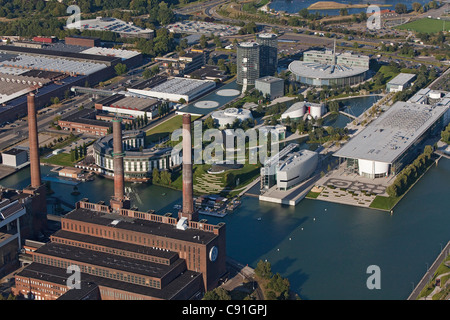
[307,1,392,10]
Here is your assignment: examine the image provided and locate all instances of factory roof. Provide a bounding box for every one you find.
[289,60,368,79]
[63,207,219,245]
[81,47,141,60]
[2,148,27,155]
[0,45,120,64]
[387,73,416,86]
[333,101,449,164]
[139,77,215,96]
[17,262,202,300]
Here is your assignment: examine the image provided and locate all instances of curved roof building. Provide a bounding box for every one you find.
[93,130,181,181]
[289,48,369,87]
[289,60,368,87]
[211,108,253,127]
[281,101,325,120]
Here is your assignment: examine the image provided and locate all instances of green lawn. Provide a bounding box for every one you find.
[306,191,321,199]
[396,18,450,34]
[41,153,75,167]
[146,115,201,144]
[369,195,399,211]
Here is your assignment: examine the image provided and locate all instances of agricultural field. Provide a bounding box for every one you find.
[396,18,450,34]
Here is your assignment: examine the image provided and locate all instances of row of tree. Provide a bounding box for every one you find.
[386,145,435,198]
[70,143,89,162]
[151,168,172,185]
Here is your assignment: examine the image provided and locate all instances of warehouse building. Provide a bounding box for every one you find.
[127,77,216,103]
[1,148,28,168]
[386,73,416,93]
[95,94,160,120]
[333,101,448,179]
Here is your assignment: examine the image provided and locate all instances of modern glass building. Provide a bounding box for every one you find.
[256,33,278,77]
[289,49,369,87]
[236,42,260,86]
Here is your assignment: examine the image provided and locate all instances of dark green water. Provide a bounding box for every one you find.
[1,159,449,299]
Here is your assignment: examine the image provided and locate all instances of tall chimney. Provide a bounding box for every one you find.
[180,114,197,221]
[110,118,130,211]
[27,93,41,188]
[113,119,124,201]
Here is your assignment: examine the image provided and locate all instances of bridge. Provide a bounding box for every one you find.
[339,110,357,120]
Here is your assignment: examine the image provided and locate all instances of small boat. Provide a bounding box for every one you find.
[257,217,262,221]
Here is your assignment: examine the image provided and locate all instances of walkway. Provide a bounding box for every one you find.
[408,241,450,300]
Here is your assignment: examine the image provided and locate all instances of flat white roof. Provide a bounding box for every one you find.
[334,101,448,164]
[387,73,416,86]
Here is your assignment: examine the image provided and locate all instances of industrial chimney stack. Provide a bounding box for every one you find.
[110,118,130,211]
[179,114,198,221]
[27,93,41,188]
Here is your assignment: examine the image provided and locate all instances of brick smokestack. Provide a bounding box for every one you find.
[180,114,197,221]
[27,93,41,188]
[112,118,124,201]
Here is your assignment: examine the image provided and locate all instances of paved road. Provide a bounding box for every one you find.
[408,241,450,300]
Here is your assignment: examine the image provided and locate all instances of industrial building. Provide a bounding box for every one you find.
[211,108,253,128]
[155,50,209,76]
[0,43,143,125]
[237,42,260,86]
[281,101,325,120]
[256,33,278,77]
[260,143,318,191]
[127,77,216,103]
[386,73,416,93]
[0,94,48,278]
[333,101,448,179]
[58,109,112,136]
[94,94,160,120]
[65,36,101,48]
[1,148,28,168]
[92,130,181,181]
[255,76,284,100]
[12,113,227,300]
[66,17,154,40]
[289,47,369,87]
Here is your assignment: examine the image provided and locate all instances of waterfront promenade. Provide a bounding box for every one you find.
[408,241,450,300]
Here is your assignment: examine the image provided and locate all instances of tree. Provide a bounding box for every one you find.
[255,260,272,279]
[115,63,127,76]
[152,168,160,184]
[199,34,208,48]
[202,287,231,300]
[412,2,423,12]
[395,3,408,14]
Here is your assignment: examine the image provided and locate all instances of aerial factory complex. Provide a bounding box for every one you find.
[0,0,449,304]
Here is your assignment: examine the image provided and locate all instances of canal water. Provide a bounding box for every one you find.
[269,0,431,16]
[1,156,449,300]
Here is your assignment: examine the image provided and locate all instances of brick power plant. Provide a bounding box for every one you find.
[12,100,227,300]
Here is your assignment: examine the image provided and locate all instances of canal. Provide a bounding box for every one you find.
[1,156,449,300]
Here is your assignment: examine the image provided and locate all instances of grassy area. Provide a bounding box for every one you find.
[40,153,74,167]
[417,255,450,300]
[306,191,321,199]
[145,115,201,144]
[369,195,399,211]
[396,18,450,34]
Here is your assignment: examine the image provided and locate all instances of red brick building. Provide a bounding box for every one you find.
[58,109,112,137]
[12,199,227,300]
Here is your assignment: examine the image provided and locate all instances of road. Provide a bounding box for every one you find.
[0,94,92,152]
[408,241,450,300]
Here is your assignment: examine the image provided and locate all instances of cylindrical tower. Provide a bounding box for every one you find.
[256,33,278,77]
[112,118,124,201]
[27,93,41,188]
[237,41,260,86]
[181,114,194,219]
